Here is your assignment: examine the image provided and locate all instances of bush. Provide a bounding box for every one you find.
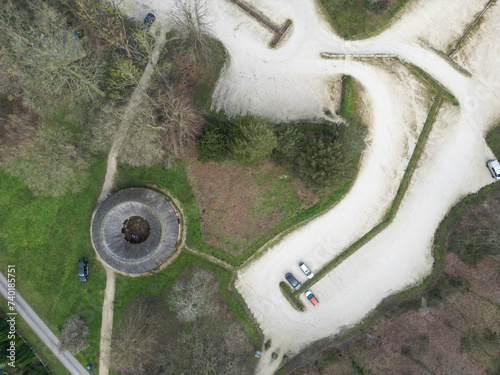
[197,128,228,161]
[272,126,303,164]
[58,315,89,355]
[295,129,349,187]
[228,116,277,166]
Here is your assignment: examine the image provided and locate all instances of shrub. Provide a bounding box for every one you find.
[197,127,228,161]
[58,315,89,355]
[272,126,303,164]
[228,116,277,166]
[295,130,348,187]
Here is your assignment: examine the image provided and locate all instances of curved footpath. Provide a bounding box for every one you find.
[0,272,90,375]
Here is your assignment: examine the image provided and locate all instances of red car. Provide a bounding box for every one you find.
[305,290,318,306]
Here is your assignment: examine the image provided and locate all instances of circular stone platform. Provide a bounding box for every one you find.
[91,188,179,273]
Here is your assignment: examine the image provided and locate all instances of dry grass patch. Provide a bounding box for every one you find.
[186,159,318,255]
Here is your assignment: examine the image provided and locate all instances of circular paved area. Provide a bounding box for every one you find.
[91,188,179,273]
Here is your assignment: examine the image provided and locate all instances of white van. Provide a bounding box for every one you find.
[487,159,500,180]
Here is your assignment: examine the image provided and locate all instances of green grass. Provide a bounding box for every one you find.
[113,163,352,269]
[113,251,263,347]
[0,160,107,370]
[113,163,225,256]
[0,300,67,374]
[279,282,305,312]
[404,63,458,104]
[486,123,500,159]
[318,0,411,40]
[339,75,358,119]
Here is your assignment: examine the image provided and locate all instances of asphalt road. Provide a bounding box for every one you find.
[0,271,91,375]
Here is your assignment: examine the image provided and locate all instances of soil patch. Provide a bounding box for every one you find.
[122,216,150,244]
[186,159,318,255]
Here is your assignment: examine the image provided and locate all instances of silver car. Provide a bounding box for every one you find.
[487,159,500,180]
[299,262,314,279]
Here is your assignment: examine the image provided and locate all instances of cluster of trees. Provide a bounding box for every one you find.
[0,0,219,196]
[0,0,154,196]
[198,115,366,190]
[0,312,48,374]
[109,268,253,375]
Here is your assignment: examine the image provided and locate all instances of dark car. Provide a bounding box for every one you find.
[285,272,302,290]
[78,259,88,282]
[142,13,156,30]
[305,290,319,306]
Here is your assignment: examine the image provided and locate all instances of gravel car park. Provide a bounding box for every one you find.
[305,290,319,306]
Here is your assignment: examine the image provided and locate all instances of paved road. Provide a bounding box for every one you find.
[0,272,90,375]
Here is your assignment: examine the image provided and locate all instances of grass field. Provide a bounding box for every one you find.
[318,0,410,39]
[339,75,358,119]
[0,160,107,370]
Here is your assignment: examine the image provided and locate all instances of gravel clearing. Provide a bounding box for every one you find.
[119,1,500,374]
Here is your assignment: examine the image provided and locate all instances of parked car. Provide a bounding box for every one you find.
[299,262,314,279]
[78,259,88,282]
[285,273,302,290]
[305,290,319,306]
[142,13,156,30]
[486,159,500,180]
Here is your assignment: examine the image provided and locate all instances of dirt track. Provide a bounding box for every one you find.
[94,29,167,375]
[120,1,500,374]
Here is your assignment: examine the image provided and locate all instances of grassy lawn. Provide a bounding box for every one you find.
[486,123,500,158]
[339,75,358,119]
[318,0,411,39]
[113,251,263,347]
[0,160,107,371]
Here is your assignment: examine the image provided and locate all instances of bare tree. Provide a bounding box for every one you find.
[109,295,166,375]
[170,0,218,62]
[73,0,155,63]
[0,0,106,99]
[59,315,89,355]
[118,90,203,166]
[223,322,253,355]
[155,91,204,156]
[160,320,247,375]
[105,57,141,99]
[169,269,219,322]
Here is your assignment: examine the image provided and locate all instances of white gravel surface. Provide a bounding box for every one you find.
[119,0,500,374]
